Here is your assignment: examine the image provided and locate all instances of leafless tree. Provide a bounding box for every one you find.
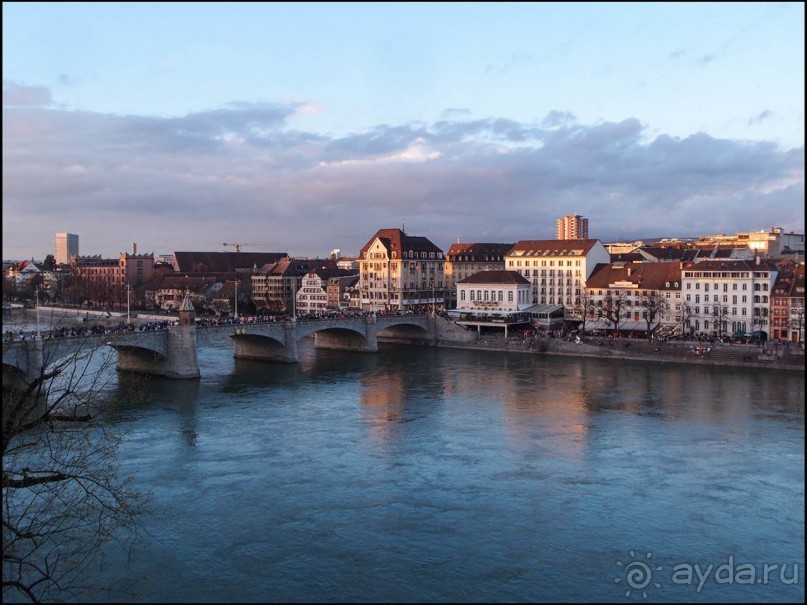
[572,290,598,333]
[789,300,804,343]
[640,292,669,340]
[678,302,696,336]
[710,304,730,340]
[598,290,628,335]
[3,313,148,602]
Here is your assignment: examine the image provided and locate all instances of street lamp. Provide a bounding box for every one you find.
[35,287,41,340]
[234,280,239,320]
[126,282,131,325]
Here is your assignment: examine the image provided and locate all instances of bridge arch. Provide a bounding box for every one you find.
[231,333,297,363]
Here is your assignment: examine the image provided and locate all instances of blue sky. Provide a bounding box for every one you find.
[3,2,804,260]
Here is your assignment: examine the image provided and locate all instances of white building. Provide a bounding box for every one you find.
[456,270,532,312]
[584,261,683,334]
[296,269,331,316]
[680,258,779,338]
[451,270,533,336]
[505,239,610,313]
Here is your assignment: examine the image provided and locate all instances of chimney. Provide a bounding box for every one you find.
[132,242,137,255]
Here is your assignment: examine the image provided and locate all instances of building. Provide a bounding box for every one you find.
[583,261,683,335]
[327,275,360,310]
[251,257,340,314]
[296,267,356,316]
[444,242,514,308]
[67,247,155,307]
[694,227,804,259]
[680,257,779,339]
[771,260,805,343]
[358,228,445,312]
[556,215,589,240]
[505,239,610,313]
[55,233,79,265]
[451,270,533,336]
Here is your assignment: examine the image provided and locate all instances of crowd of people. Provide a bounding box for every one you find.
[5,309,437,342]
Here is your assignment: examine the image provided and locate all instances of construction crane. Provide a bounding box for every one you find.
[222,243,273,252]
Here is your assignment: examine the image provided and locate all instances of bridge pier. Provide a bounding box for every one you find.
[114,324,200,379]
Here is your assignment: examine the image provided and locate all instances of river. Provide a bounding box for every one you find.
[6,323,805,602]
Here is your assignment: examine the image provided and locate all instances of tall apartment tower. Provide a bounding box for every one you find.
[556,215,589,240]
[55,232,79,264]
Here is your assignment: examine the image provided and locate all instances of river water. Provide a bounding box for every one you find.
[9,323,806,602]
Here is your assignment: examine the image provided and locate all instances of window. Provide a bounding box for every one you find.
[508,291,513,302]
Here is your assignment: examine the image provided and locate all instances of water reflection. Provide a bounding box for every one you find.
[69,344,803,602]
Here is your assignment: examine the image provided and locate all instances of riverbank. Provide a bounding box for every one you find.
[428,332,805,372]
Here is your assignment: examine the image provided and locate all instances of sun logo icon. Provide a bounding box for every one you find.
[615,550,663,598]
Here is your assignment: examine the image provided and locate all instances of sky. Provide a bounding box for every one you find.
[3,2,804,261]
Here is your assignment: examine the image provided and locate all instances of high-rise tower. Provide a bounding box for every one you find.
[55,232,79,264]
[555,215,589,240]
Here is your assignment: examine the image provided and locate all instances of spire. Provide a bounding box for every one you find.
[179,287,195,312]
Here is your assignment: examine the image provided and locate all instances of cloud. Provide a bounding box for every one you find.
[748,110,773,126]
[3,81,53,107]
[2,86,803,260]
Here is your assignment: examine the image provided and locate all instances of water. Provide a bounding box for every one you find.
[12,332,807,602]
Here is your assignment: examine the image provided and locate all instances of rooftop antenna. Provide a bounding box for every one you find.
[402,222,406,235]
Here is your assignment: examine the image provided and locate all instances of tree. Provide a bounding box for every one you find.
[710,304,730,340]
[640,292,668,340]
[2,314,148,602]
[790,301,805,343]
[572,290,598,333]
[598,290,628,335]
[42,255,56,272]
[678,302,696,336]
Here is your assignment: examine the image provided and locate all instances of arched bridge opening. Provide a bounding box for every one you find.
[112,344,168,375]
[231,333,297,364]
[310,327,376,354]
[377,322,432,346]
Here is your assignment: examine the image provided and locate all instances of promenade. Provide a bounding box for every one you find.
[433,332,805,372]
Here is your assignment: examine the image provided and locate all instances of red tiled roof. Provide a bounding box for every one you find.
[586,262,683,290]
[359,229,443,257]
[446,242,514,259]
[457,270,531,285]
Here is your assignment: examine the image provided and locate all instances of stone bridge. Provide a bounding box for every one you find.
[3,314,472,382]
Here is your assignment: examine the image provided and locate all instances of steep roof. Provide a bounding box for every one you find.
[359,228,443,258]
[457,270,531,285]
[257,257,340,277]
[446,242,514,260]
[172,251,287,273]
[586,262,683,290]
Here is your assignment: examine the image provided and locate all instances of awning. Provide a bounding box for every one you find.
[522,303,564,315]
